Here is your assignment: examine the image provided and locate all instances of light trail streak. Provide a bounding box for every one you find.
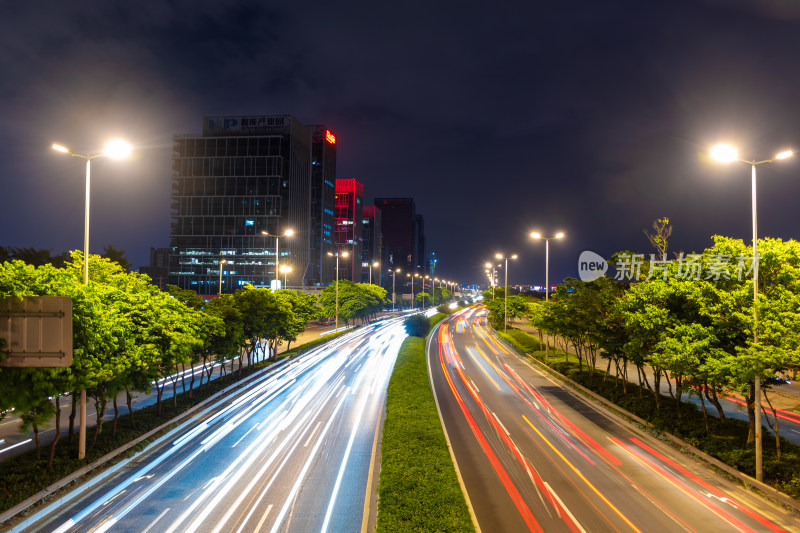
[268,393,348,533]
[0,439,31,455]
[522,414,641,533]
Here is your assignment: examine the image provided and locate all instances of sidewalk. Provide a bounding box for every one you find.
[0,325,337,462]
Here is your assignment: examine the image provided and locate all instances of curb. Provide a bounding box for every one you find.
[492,332,800,514]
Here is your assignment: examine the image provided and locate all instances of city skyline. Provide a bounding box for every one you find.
[1,1,799,287]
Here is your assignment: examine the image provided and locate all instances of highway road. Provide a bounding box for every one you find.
[0,325,340,462]
[11,318,405,533]
[428,306,799,533]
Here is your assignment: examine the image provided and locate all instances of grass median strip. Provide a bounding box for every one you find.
[377,335,474,533]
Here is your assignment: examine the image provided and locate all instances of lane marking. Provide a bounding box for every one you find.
[141,508,170,533]
[522,414,641,533]
[465,346,501,391]
[304,421,322,447]
[0,439,32,455]
[545,482,587,533]
[252,504,273,533]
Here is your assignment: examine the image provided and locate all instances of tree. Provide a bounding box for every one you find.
[101,245,132,271]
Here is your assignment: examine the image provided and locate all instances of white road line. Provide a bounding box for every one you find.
[141,507,170,533]
[544,482,587,533]
[232,423,258,448]
[0,439,32,455]
[304,421,322,447]
[252,504,273,533]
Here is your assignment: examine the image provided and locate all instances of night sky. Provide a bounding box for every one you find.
[2,0,800,287]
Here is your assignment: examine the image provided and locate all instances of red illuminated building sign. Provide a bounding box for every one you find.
[325,130,336,144]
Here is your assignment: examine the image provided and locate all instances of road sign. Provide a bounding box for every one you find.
[0,296,72,367]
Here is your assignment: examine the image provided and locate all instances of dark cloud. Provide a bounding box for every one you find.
[1,0,799,286]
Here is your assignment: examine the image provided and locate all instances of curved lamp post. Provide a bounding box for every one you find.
[495,253,518,332]
[530,231,565,360]
[711,143,793,482]
[52,139,131,461]
[262,228,294,290]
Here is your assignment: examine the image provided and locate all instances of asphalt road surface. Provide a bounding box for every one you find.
[428,307,799,533]
[12,318,406,533]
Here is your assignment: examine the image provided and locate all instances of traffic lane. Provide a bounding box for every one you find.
[464,321,794,532]
[428,320,534,533]
[435,314,795,532]
[0,325,340,461]
[18,321,403,533]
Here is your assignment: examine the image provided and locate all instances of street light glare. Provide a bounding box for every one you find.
[485,262,492,268]
[495,253,502,259]
[555,232,565,239]
[342,251,349,257]
[104,140,132,159]
[710,144,738,163]
[52,143,69,154]
[775,150,794,160]
[285,228,295,236]
[511,254,518,259]
[530,232,541,239]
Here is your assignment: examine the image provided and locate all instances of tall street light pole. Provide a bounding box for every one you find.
[484,262,496,299]
[711,143,793,482]
[496,253,518,332]
[389,268,401,311]
[530,232,565,360]
[52,139,132,461]
[280,265,292,288]
[218,259,227,295]
[369,261,379,285]
[262,228,294,290]
[328,251,349,331]
[408,273,417,311]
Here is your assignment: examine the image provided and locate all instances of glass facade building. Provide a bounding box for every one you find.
[169,115,313,294]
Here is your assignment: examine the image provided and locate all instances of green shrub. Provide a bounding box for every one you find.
[378,337,474,532]
[403,314,430,337]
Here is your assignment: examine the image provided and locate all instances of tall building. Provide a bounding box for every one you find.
[374,198,425,275]
[168,115,312,294]
[334,179,364,281]
[362,205,382,283]
[308,126,337,286]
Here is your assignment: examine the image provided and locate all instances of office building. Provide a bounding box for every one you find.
[334,178,364,281]
[374,198,426,275]
[362,205,382,283]
[168,115,312,294]
[308,125,337,286]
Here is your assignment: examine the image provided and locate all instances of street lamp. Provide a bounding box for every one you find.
[496,253,518,332]
[389,268,401,311]
[530,231,565,360]
[711,143,793,482]
[485,262,498,299]
[262,228,294,290]
[218,259,227,295]
[369,261,380,285]
[327,251,349,331]
[408,273,418,310]
[423,275,430,310]
[52,139,132,461]
[279,265,292,288]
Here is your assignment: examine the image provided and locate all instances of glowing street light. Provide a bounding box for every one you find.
[52,139,132,461]
[369,261,380,285]
[218,259,227,295]
[711,143,793,482]
[279,265,292,287]
[530,231,565,360]
[495,253,518,332]
[389,268,401,311]
[262,228,294,290]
